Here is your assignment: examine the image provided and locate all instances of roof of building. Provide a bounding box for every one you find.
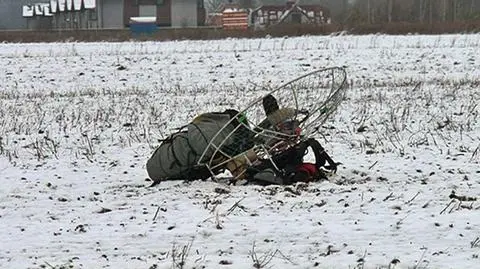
[73,0,83,11]
[58,0,66,12]
[84,0,95,9]
[22,5,34,17]
[23,0,96,18]
[50,0,57,13]
[130,17,157,23]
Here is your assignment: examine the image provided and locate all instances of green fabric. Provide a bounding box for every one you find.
[146,112,237,181]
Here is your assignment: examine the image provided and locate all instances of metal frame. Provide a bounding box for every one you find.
[198,66,347,180]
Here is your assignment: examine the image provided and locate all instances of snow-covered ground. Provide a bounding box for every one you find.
[0,34,479,269]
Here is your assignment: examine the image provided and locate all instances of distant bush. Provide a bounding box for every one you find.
[348,21,480,35]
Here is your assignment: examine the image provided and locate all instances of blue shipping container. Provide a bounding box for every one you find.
[130,23,157,35]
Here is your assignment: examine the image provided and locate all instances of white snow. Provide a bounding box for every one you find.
[130,17,157,23]
[0,34,479,269]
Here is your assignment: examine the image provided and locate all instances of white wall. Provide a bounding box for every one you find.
[100,0,124,28]
[171,0,197,27]
[139,5,156,17]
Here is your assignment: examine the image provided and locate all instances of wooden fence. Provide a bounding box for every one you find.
[1,21,480,43]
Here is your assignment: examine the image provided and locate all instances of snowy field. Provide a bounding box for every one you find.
[0,34,479,269]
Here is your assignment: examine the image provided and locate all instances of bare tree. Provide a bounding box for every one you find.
[420,0,426,22]
[387,0,394,22]
[206,0,225,12]
[442,0,448,21]
[238,0,254,8]
[429,0,433,23]
[367,0,373,23]
[470,0,476,16]
[340,0,480,23]
[453,0,457,21]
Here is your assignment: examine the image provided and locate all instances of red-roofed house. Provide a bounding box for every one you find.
[252,0,330,28]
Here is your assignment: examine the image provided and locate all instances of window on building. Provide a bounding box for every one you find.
[139,5,157,17]
[156,0,164,5]
[197,0,204,8]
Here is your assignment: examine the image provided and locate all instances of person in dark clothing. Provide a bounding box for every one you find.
[243,94,339,185]
[244,137,339,185]
[258,94,298,131]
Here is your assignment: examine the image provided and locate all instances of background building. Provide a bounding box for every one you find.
[0,0,206,30]
[0,0,32,29]
[124,0,205,27]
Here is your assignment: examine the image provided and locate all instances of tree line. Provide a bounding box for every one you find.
[345,0,480,24]
[206,0,480,24]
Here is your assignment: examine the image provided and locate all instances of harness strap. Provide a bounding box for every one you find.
[304,138,336,169]
[190,122,210,162]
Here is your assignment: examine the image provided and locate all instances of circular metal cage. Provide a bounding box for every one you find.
[199,67,347,180]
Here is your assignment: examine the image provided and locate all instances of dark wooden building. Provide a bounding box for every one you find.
[124,0,205,27]
[252,0,331,27]
[16,0,205,30]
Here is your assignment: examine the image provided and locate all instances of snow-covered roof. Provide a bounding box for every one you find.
[66,0,73,11]
[32,3,53,16]
[58,0,66,12]
[130,17,157,23]
[24,0,96,18]
[224,8,240,13]
[84,0,96,9]
[23,3,55,17]
[73,0,82,11]
[50,0,57,13]
[34,3,43,15]
[22,5,34,17]
[43,4,53,16]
